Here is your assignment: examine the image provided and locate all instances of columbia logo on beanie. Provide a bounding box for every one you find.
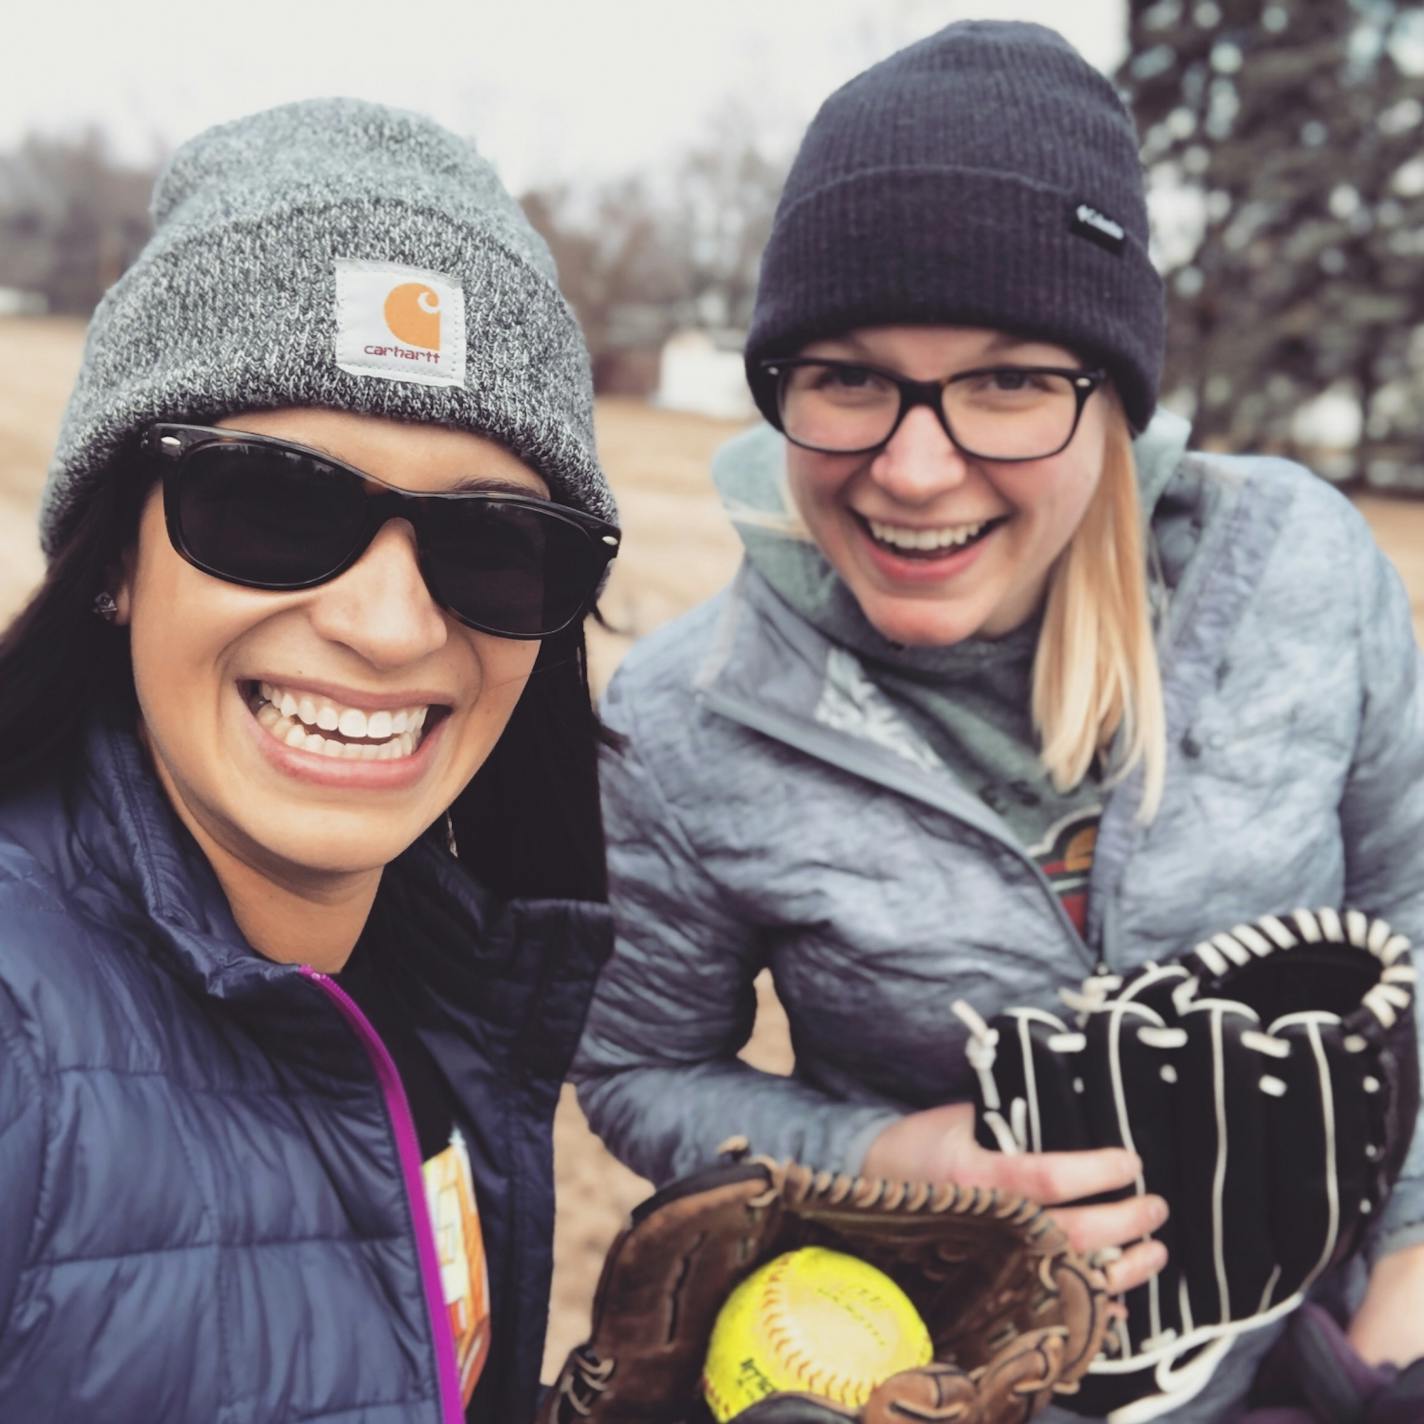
[1070,203,1127,255]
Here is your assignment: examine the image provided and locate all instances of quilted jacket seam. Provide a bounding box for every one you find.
[41,1064,366,1103]
[0,981,49,1344]
[277,1390,439,1423]
[1346,493,1383,769]
[29,1229,412,1270]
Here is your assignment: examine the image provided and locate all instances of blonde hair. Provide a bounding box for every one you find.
[1032,401,1166,820]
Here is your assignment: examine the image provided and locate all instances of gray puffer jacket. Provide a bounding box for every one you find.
[574,414,1424,1422]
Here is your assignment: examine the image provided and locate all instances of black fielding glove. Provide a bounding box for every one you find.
[955,908,1418,1422]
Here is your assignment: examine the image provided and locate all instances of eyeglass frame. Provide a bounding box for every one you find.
[751,356,1108,462]
[143,422,621,640]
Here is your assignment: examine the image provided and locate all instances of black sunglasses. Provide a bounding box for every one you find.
[144,424,620,640]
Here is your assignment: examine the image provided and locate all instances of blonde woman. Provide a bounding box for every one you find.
[572,21,1424,1424]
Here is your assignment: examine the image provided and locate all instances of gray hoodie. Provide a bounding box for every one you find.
[575,414,1424,1422]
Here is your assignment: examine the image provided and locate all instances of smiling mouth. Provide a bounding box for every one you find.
[858,514,1006,559]
[243,680,449,761]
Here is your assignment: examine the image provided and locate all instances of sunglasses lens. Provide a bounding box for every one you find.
[162,431,611,637]
[170,444,364,586]
[423,500,606,637]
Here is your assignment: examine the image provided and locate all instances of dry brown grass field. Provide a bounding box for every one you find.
[1,316,1420,1377]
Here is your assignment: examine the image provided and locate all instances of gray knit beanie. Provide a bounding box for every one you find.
[41,97,614,557]
[746,20,1165,431]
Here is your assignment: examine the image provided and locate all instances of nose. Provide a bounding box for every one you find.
[868,403,974,505]
[306,519,448,667]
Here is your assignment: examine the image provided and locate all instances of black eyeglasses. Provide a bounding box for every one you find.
[145,424,620,640]
[752,358,1106,461]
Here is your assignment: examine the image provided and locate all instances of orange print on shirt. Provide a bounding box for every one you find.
[423,1129,490,1405]
[1031,809,1101,937]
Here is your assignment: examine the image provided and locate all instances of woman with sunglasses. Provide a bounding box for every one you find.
[0,100,618,1422]
[573,22,1424,1423]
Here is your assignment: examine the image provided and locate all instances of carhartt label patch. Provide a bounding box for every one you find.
[1069,201,1126,255]
[334,258,466,388]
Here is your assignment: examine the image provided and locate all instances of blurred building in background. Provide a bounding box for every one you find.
[657,329,757,421]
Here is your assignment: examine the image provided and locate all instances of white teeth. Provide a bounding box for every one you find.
[338,707,368,739]
[867,517,988,551]
[254,681,434,759]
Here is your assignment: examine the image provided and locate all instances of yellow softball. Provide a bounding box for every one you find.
[700,1246,934,1422]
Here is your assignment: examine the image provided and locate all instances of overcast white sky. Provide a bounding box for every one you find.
[4,0,1125,191]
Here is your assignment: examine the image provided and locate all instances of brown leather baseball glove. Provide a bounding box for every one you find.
[538,1150,1112,1424]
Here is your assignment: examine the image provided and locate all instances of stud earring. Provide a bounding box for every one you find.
[92,591,119,623]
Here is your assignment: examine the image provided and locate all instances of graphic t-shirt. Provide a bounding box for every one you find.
[338,918,491,1412]
[1028,807,1101,937]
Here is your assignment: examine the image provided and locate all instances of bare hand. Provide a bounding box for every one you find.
[862,1102,1168,1295]
[1348,1241,1424,1366]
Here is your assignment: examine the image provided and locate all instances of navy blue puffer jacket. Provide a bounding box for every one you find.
[0,721,610,1423]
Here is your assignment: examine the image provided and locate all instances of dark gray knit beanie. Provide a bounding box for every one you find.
[746,20,1165,431]
[41,97,614,557]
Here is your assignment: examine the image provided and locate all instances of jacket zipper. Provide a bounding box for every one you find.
[701,686,1102,973]
[301,966,464,1424]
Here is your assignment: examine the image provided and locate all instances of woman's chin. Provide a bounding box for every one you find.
[860,598,991,649]
[241,815,427,879]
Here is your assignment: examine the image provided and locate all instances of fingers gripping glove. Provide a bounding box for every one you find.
[537,1152,1112,1424]
[955,908,1418,1424]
